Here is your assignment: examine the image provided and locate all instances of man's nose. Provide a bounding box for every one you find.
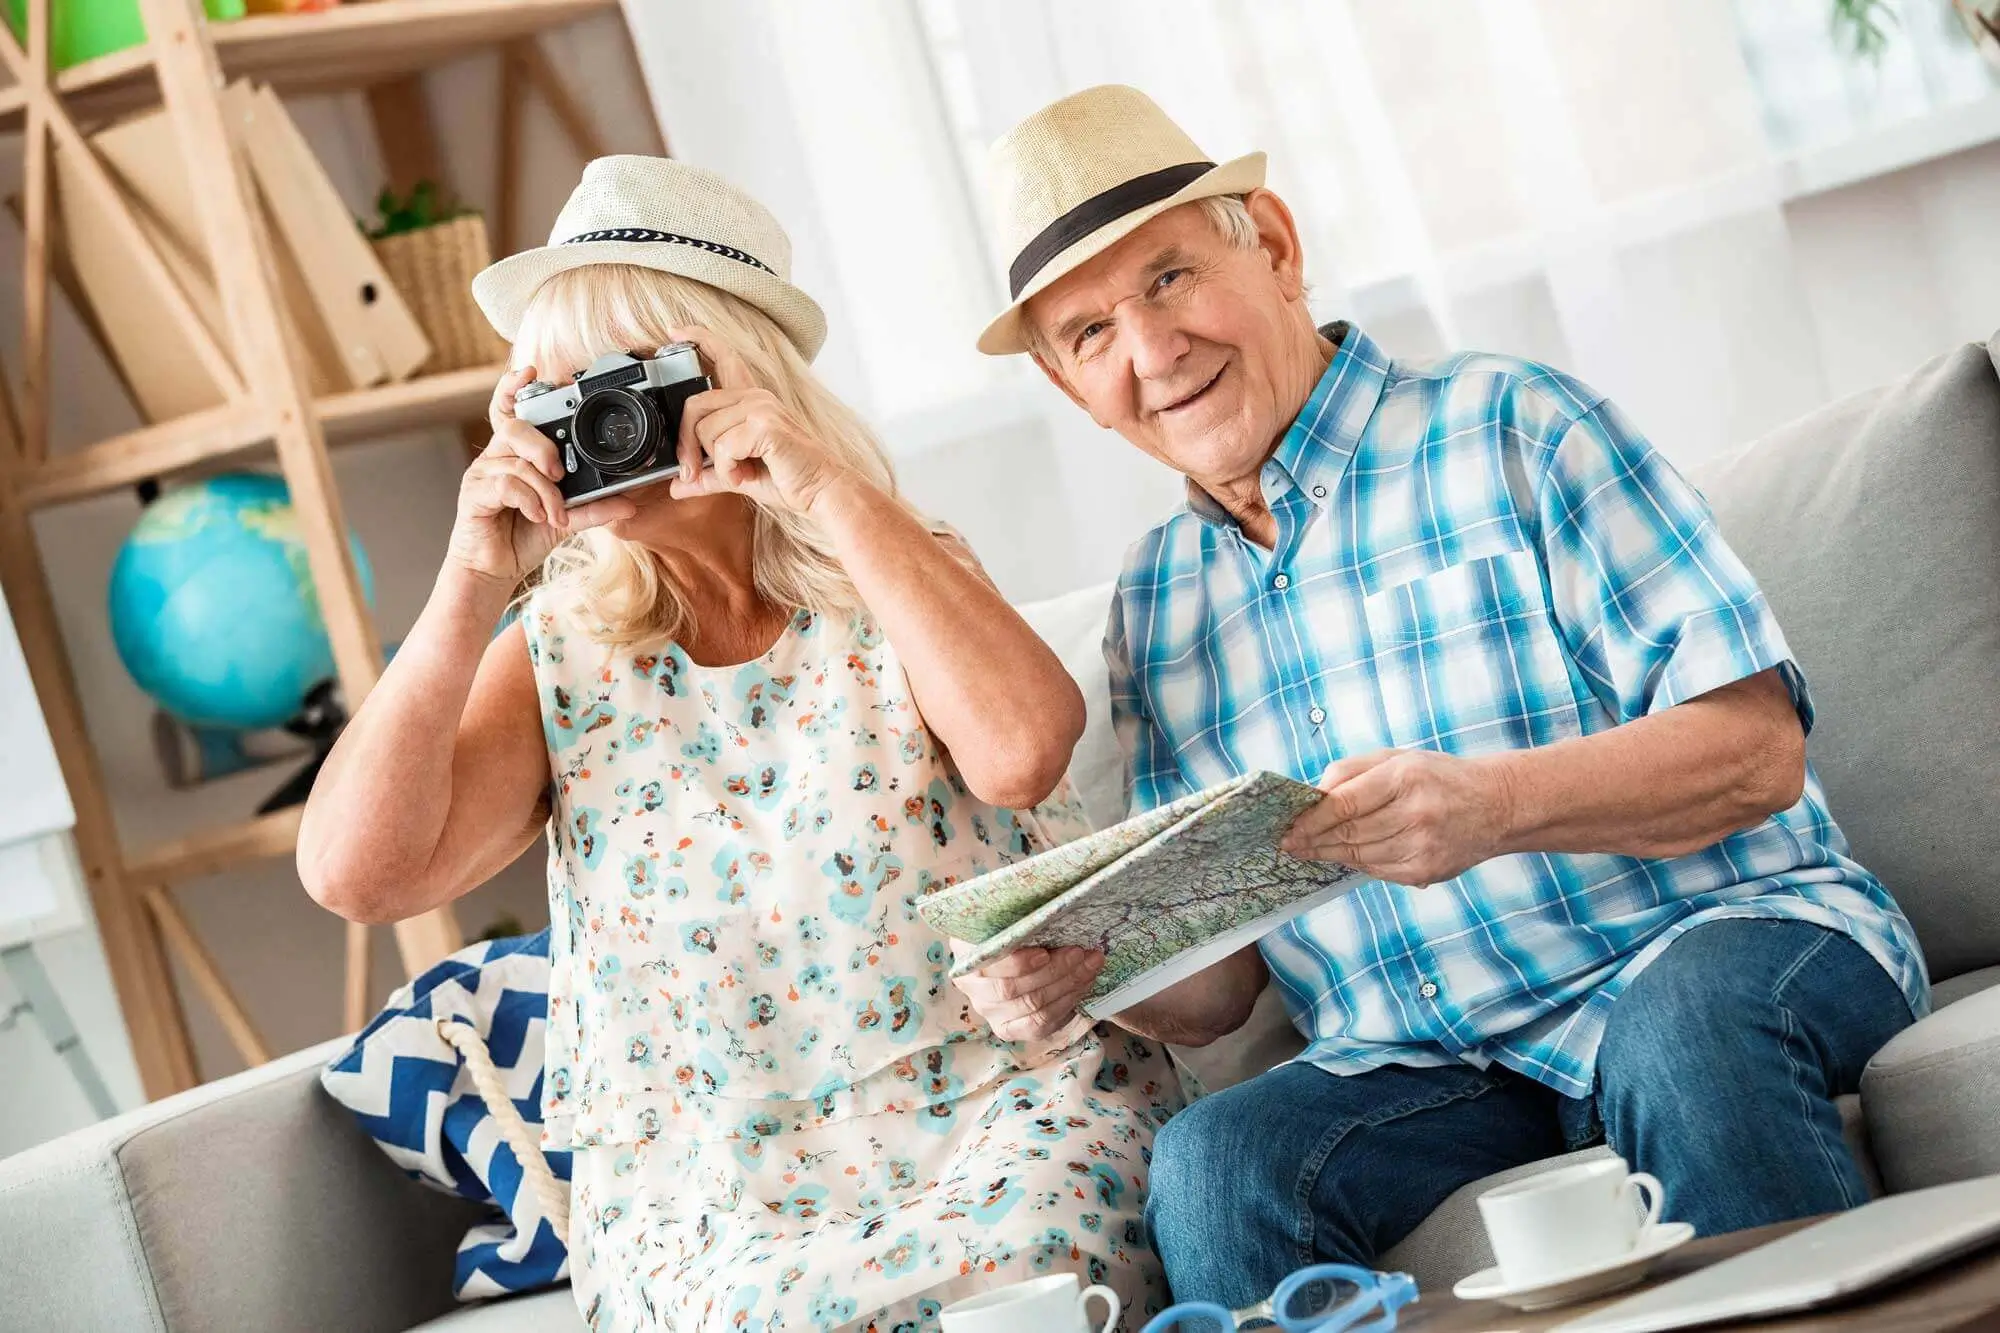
[1123,303,1190,383]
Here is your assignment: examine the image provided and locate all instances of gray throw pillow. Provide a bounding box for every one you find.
[1688,333,2000,983]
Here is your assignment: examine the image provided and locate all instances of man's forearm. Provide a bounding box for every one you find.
[1112,946,1268,1047]
[1489,668,1806,862]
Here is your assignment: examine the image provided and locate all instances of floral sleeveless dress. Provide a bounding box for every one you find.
[522,585,1181,1332]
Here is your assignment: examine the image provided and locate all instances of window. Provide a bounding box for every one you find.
[1732,0,1998,155]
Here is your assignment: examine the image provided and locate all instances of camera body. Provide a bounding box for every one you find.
[514,345,711,505]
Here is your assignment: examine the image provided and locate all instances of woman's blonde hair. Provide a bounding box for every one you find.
[512,263,897,649]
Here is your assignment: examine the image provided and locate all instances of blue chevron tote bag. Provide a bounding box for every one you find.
[321,930,571,1300]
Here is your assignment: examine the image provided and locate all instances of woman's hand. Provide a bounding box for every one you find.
[955,946,1103,1042]
[446,366,637,588]
[666,325,856,515]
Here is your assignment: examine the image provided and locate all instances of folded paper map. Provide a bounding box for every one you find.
[919,771,1364,1017]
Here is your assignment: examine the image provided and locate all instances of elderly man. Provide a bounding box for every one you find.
[953,85,1929,1305]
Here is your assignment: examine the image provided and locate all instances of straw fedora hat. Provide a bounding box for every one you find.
[977,85,1265,355]
[472,155,829,361]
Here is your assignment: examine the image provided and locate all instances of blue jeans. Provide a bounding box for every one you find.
[1144,920,1916,1305]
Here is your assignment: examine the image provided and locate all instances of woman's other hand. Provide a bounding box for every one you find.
[447,366,638,588]
[955,946,1104,1042]
[666,325,855,515]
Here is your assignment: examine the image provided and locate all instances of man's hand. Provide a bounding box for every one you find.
[1282,749,1515,887]
[955,946,1103,1042]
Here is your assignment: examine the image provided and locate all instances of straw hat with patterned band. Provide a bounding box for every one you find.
[472,155,829,362]
[977,85,1266,356]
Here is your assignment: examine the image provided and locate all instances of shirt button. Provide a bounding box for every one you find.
[1418,981,1440,1000]
[1312,485,1327,499]
[1272,573,1290,591]
[1307,706,1327,726]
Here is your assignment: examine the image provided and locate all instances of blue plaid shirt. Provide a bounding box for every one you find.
[1106,323,1927,1099]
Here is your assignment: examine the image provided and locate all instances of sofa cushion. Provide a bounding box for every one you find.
[1862,983,2000,1192]
[1933,965,2000,1009]
[1686,333,2000,983]
[0,1037,480,1333]
[1014,580,1124,831]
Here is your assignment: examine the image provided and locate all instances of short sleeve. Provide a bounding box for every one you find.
[1536,397,1812,732]
[1103,585,1196,816]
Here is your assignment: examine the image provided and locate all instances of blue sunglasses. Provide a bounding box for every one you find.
[1141,1264,1418,1333]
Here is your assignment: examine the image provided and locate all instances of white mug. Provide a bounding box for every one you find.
[1477,1155,1665,1287]
[939,1273,1123,1333]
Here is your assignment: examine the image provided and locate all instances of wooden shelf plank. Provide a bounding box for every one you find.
[0,0,617,129]
[19,364,501,509]
[125,805,303,888]
[319,362,501,444]
[18,402,264,508]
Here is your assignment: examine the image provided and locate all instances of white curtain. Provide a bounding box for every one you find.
[918,0,1998,463]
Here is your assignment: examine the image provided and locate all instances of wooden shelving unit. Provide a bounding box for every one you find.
[0,0,618,127]
[0,0,650,1100]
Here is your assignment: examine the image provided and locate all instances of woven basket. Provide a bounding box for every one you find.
[371,213,509,373]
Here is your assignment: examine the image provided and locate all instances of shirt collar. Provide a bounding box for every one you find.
[1185,321,1392,527]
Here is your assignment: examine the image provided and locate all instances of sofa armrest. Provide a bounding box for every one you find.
[0,1037,485,1333]
[1861,985,2000,1193]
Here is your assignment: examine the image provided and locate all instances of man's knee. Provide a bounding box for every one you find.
[1599,923,1790,1090]
[1148,1084,1277,1225]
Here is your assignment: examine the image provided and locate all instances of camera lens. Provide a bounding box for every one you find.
[573,388,662,474]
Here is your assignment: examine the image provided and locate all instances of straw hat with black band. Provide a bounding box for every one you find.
[977,84,1266,356]
[472,155,829,362]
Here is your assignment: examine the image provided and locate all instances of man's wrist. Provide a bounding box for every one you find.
[1478,750,1536,859]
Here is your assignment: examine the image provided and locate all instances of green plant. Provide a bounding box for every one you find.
[1831,0,1900,59]
[366,180,475,240]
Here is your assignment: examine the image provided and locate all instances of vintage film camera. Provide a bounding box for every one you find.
[514,344,712,505]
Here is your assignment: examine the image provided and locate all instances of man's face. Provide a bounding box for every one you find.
[1025,191,1311,488]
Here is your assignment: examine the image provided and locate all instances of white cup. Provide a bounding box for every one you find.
[939,1273,1123,1333]
[1476,1155,1665,1288]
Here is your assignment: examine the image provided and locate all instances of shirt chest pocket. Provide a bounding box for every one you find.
[1357,535,1583,754]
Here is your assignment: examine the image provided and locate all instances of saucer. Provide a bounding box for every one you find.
[1453,1222,1696,1312]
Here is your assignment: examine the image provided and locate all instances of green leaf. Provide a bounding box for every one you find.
[365,179,479,239]
[1830,0,1899,61]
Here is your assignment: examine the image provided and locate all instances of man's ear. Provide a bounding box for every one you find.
[1244,188,1308,301]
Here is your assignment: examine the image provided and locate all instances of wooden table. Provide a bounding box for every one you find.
[1401,1218,2000,1332]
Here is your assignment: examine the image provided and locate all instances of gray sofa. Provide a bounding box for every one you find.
[4,334,1996,1331]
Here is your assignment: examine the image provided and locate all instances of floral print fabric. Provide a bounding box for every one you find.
[522,587,1179,1328]
[571,1024,1180,1331]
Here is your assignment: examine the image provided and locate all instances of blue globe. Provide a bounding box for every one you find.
[107,473,375,731]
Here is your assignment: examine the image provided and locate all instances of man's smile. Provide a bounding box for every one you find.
[1155,364,1227,419]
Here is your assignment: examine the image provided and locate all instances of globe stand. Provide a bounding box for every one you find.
[254,678,345,816]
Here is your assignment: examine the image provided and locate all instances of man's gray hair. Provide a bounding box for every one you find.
[1023,194,1258,362]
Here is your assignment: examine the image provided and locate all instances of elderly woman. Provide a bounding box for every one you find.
[298,156,1178,1331]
